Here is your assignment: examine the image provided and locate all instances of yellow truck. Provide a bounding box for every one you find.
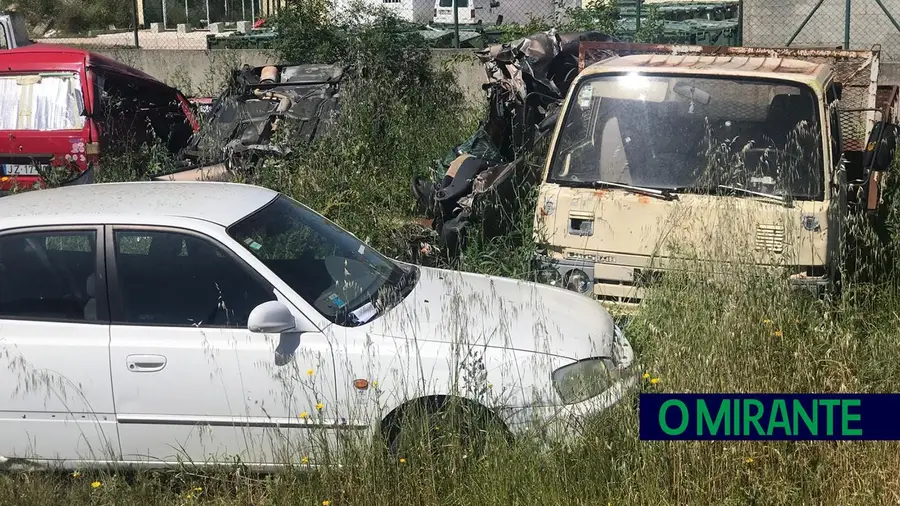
[532,43,900,306]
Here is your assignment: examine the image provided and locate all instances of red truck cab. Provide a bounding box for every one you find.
[0,43,198,194]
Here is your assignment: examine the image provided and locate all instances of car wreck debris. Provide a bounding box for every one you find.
[411,29,617,260]
[157,63,344,181]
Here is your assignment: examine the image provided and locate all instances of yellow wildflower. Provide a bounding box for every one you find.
[299,411,308,419]
[302,456,310,464]
[399,457,407,464]
[307,369,315,376]
[650,378,660,385]
[642,372,650,380]
[91,481,102,489]
[372,380,379,388]
[316,402,324,411]
[763,319,773,325]
[745,457,753,464]
[71,470,81,478]
[773,329,784,338]
[185,493,194,500]
[192,487,202,493]
[322,501,331,506]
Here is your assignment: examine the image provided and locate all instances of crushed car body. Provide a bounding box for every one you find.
[154,63,344,182]
[411,29,617,260]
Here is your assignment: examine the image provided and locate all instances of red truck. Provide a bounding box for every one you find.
[0,43,199,194]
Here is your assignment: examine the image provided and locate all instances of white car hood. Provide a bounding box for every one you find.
[363,266,618,360]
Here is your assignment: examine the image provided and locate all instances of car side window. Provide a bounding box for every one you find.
[113,230,276,327]
[0,230,99,322]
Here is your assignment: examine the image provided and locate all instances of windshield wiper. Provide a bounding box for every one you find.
[592,180,678,201]
[716,185,793,207]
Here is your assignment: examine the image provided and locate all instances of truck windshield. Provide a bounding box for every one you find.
[227,195,418,327]
[548,73,824,200]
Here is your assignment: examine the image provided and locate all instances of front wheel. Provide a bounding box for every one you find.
[384,399,510,464]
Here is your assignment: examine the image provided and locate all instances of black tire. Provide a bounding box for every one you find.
[384,399,510,462]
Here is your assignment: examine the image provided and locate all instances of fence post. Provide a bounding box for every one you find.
[162,0,168,28]
[635,0,642,39]
[844,0,851,49]
[453,0,459,49]
[737,0,743,46]
[132,0,140,47]
[206,0,211,26]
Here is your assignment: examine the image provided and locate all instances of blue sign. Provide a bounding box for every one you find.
[639,393,900,441]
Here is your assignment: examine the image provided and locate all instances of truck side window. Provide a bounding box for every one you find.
[0,24,8,50]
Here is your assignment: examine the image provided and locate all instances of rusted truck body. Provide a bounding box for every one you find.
[532,42,900,307]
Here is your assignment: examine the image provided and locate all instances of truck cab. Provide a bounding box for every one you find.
[0,44,198,193]
[533,47,898,307]
[0,11,31,50]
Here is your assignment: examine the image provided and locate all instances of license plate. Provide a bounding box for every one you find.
[2,164,45,176]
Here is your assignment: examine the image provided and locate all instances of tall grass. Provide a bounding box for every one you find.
[4,5,900,506]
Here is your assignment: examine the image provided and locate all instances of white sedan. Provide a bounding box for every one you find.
[0,181,636,470]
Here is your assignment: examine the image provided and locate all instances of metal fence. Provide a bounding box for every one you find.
[24,0,900,58]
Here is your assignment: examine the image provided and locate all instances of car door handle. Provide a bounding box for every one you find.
[126,354,167,373]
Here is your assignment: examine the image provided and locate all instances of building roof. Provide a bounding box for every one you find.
[584,54,831,84]
[0,43,170,87]
[0,182,278,227]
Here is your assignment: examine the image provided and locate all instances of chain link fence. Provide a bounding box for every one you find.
[23,0,900,58]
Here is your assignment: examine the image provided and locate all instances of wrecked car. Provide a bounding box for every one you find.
[155,63,343,182]
[411,30,617,260]
[0,43,198,194]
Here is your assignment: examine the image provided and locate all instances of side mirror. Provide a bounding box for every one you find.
[827,82,843,104]
[248,300,297,334]
[864,121,899,173]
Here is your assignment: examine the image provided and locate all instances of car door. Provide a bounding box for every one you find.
[106,225,330,466]
[0,225,118,464]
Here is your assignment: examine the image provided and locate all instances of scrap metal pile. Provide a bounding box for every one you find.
[157,63,344,181]
[411,29,617,260]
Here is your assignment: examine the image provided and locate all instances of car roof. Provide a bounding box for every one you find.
[0,43,173,88]
[0,182,278,227]
[584,54,831,85]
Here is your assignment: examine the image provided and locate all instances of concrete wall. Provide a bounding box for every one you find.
[743,0,900,59]
[91,48,490,106]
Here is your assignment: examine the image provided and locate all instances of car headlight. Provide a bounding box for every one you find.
[536,267,563,287]
[551,357,616,405]
[565,268,592,294]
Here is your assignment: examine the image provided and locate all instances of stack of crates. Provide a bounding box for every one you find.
[205,30,278,50]
[615,0,739,47]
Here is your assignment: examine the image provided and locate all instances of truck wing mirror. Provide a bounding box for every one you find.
[827,83,843,104]
[863,121,899,173]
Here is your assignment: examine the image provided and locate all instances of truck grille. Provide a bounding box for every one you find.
[755,224,784,254]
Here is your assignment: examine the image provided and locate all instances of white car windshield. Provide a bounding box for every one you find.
[548,73,825,200]
[228,195,418,326]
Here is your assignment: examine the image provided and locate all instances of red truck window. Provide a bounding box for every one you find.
[0,72,85,131]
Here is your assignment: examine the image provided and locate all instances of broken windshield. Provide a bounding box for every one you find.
[548,73,825,200]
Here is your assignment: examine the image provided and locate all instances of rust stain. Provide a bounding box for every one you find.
[638,196,651,204]
[594,190,608,198]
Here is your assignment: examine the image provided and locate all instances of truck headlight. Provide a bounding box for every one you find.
[565,268,592,294]
[536,267,563,287]
[551,357,616,405]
